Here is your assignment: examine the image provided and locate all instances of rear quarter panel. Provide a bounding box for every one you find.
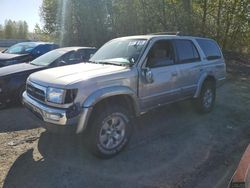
[193,38,226,84]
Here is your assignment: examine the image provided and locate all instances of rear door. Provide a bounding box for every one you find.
[173,39,202,98]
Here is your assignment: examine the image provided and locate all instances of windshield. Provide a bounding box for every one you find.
[30,49,69,66]
[90,39,147,65]
[5,43,38,54]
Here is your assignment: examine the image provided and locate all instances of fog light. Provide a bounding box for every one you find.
[45,113,61,121]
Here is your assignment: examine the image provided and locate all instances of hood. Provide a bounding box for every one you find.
[0,63,41,77]
[30,63,129,88]
[0,52,29,60]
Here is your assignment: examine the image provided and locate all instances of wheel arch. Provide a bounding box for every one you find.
[194,74,216,98]
[77,86,139,133]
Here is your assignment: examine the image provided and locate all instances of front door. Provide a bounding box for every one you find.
[138,39,180,111]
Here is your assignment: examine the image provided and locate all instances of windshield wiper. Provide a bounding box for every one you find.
[97,61,125,66]
[87,60,129,66]
[29,62,45,66]
[86,60,97,64]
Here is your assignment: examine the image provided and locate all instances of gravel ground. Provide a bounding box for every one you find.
[0,74,250,188]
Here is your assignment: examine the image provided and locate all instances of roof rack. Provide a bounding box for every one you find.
[148,31,181,36]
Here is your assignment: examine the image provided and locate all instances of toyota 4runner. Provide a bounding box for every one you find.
[23,34,226,158]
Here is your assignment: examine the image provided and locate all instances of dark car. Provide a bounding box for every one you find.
[0,42,59,68]
[0,46,97,107]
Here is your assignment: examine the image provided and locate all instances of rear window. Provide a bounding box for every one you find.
[174,40,200,63]
[196,39,222,60]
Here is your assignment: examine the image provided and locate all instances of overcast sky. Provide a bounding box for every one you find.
[0,0,43,31]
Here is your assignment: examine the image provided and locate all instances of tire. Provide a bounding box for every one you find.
[195,81,216,113]
[86,105,132,159]
[18,86,26,105]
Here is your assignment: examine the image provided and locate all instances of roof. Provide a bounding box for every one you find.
[16,41,56,45]
[114,34,212,41]
[55,46,97,52]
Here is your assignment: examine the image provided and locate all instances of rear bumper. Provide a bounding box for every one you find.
[22,91,92,134]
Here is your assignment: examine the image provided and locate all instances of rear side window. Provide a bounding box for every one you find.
[196,39,222,60]
[85,49,97,60]
[34,44,54,55]
[77,49,96,61]
[174,40,200,64]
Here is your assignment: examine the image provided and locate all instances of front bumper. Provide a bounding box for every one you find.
[22,91,92,134]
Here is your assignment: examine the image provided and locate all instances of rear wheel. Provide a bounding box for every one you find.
[87,105,132,158]
[195,81,216,113]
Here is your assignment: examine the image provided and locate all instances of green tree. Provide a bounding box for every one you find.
[17,21,29,39]
[3,19,29,39]
[40,0,250,52]
[40,0,59,34]
[0,24,4,39]
[4,20,14,39]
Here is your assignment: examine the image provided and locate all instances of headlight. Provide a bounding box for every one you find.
[46,87,65,104]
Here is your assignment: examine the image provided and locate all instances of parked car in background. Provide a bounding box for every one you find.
[0,46,97,108]
[23,34,226,158]
[0,42,59,68]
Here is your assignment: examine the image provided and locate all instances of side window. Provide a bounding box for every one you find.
[78,49,97,61]
[59,51,79,64]
[88,49,97,59]
[174,40,200,64]
[196,39,222,60]
[146,40,175,68]
[34,44,52,55]
[77,50,87,61]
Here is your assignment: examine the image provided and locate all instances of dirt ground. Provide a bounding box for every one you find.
[1,68,250,187]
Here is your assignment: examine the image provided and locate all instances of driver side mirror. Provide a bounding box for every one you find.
[1,49,7,53]
[142,67,154,83]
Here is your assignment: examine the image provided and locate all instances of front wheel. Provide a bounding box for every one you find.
[195,81,216,113]
[87,105,132,158]
[18,86,26,105]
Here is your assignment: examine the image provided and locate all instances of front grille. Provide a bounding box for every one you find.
[27,83,45,102]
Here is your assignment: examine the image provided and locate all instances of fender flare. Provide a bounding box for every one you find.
[194,73,216,98]
[76,86,140,133]
[83,86,139,111]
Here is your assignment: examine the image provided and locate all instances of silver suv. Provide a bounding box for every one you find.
[23,34,226,158]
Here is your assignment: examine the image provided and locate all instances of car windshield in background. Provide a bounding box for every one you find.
[30,49,68,66]
[90,39,147,65]
[5,43,38,54]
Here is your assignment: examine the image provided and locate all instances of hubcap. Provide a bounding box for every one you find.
[99,113,126,150]
[203,89,213,108]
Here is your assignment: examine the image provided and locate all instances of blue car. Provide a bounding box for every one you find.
[0,42,59,67]
[0,46,97,107]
